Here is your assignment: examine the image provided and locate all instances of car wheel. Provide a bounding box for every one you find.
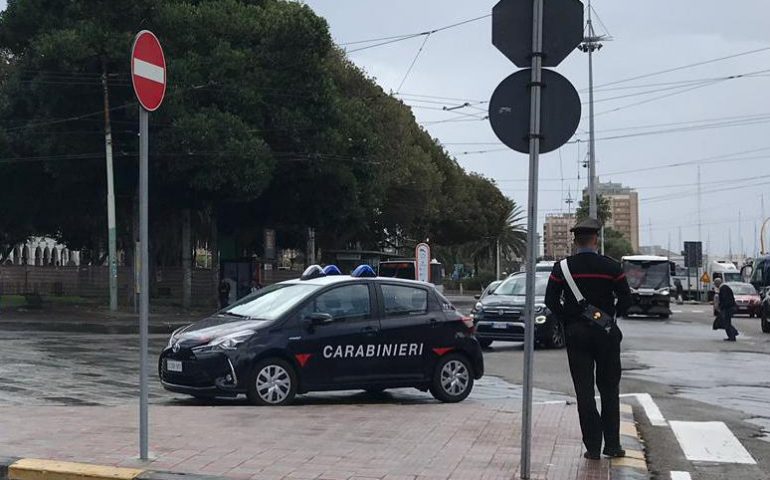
[749,312,755,318]
[660,314,670,319]
[478,338,493,349]
[762,309,770,334]
[430,353,474,403]
[364,388,386,395]
[545,320,565,349]
[247,358,297,406]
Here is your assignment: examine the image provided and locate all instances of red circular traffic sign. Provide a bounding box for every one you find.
[131,30,166,112]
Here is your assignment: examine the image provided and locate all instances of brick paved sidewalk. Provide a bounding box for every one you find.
[0,401,611,480]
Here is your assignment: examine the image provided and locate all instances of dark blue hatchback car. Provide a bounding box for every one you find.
[159,266,484,406]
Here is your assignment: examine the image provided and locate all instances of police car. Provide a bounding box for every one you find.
[159,265,484,406]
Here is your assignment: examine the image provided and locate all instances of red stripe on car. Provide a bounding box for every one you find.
[432,347,454,356]
[295,354,312,367]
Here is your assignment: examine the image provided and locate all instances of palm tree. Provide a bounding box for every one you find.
[467,203,528,274]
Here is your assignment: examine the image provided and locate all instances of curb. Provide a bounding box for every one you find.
[610,403,651,479]
[0,458,224,480]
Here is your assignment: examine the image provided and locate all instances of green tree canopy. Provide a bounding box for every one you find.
[0,0,518,266]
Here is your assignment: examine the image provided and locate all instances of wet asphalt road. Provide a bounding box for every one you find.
[480,308,770,479]
[1,307,769,478]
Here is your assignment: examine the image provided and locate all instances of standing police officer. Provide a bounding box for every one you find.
[544,218,631,460]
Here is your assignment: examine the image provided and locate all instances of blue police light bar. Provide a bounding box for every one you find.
[351,265,377,278]
[323,265,342,276]
[300,265,326,280]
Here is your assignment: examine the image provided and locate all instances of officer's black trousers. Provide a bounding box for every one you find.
[565,321,623,454]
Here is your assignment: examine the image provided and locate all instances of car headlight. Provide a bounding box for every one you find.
[166,326,187,349]
[192,330,255,353]
[535,315,547,325]
[659,288,670,296]
[474,302,483,312]
[534,305,545,314]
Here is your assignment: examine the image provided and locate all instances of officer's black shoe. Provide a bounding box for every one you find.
[724,338,737,342]
[602,447,626,458]
[583,451,601,460]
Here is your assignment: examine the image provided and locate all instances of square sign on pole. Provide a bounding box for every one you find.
[684,241,703,269]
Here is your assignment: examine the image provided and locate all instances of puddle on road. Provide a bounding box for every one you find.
[626,350,770,441]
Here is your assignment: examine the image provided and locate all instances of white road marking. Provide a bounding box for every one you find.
[671,310,683,313]
[670,472,692,480]
[620,393,668,426]
[669,421,756,464]
[133,58,165,83]
[690,310,704,313]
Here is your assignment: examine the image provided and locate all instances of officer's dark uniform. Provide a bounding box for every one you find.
[544,218,631,458]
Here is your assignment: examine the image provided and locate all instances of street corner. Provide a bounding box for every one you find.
[610,403,650,480]
[0,458,226,480]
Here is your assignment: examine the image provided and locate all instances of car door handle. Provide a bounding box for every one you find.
[361,326,378,336]
[429,318,438,327]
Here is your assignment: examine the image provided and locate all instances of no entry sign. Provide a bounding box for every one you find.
[131,30,166,112]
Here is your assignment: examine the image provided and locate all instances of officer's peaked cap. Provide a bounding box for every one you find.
[570,217,602,234]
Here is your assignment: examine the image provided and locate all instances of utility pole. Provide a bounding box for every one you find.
[697,166,703,301]
[738,210,743,262]
[648,218,653,255]
[578,0,608,221]
[496,239,502,280]
[102,63,118,312]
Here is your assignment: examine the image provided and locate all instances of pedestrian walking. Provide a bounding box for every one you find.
[545,218,631,460]
[674,278,684,304]
[714,277,739,341]
[218,278,231,309]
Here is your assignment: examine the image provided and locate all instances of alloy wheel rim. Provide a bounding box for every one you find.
[440,360,470,396]
[256,364,291,404]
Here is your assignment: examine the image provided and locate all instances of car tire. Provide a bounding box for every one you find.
[478,338,493,349]
[247,358,297,406]
[545,320,566,349]
[429,353,474,403]
[364,388,386,395]
[762,309,770,334]
[660,314,670,319]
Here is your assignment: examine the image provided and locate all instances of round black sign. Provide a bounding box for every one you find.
[488,68,581,154]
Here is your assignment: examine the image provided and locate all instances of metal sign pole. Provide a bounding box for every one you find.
[520,0,544,478]
[139,106,150,460]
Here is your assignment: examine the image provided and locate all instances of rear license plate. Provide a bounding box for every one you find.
[493,323,508,329]
[166,360,183,372]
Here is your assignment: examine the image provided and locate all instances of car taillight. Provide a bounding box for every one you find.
[461,315,476,333]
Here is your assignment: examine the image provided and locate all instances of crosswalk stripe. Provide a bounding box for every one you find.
[671,472,692,480]
[670,421,756,464]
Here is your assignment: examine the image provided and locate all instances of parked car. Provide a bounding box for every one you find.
[470,272,565,349]
[159,265,484,405]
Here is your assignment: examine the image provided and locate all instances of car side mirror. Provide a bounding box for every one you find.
[305,312,334,327]
[474,294,481,300]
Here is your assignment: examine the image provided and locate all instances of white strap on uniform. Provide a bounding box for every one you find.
[560,258,585,303]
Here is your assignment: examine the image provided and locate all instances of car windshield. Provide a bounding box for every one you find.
[493,274,548,296]
[623,261,670,289]
[223,283,322,320]
[727,284,757,295]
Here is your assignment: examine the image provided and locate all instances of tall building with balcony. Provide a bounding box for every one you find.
[594,182,640,253]
[543,213,575,260]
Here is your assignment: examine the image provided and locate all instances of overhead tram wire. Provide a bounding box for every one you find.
[344,14,490,54]
[589,45,770,90]
[395,33,432,94]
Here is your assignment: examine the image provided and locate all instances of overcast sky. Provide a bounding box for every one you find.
[304,0,770,259]
[3,0,767,258]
